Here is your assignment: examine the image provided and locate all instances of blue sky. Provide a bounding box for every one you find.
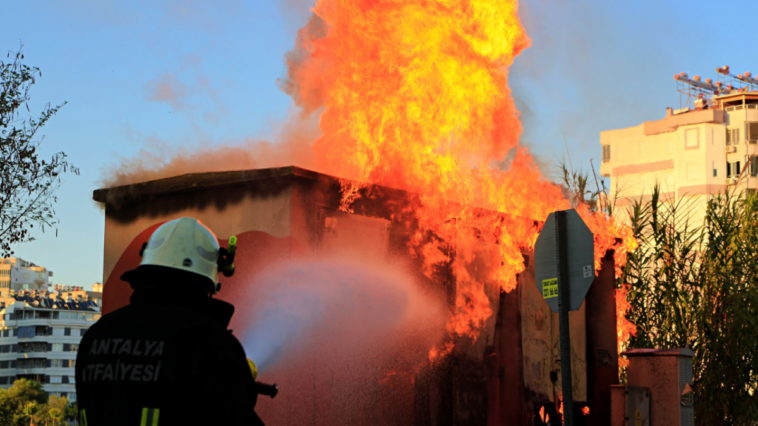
[1,0,755,288]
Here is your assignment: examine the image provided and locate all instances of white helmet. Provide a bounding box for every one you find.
[140,217,221,292]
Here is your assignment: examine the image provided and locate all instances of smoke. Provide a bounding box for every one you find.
[145,74,190,111]
[511,0,681,176]
[241,259,443,372]
[97,0,318,190]
[98,110,320,189]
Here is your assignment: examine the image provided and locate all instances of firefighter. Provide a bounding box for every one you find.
[76,217,266,426]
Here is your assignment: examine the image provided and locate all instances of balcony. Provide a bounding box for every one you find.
[18,342,47,354]
[17,326,49,338]
[16,358,46,369]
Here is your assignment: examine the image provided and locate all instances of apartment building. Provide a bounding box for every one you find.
[0,290,102,401]
[600,69,758,227]
[0,258,54,298]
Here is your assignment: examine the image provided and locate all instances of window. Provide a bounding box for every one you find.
[0,361,8,369]
[50,359,64,368]
[64,327,71,336]
[749,123,758,143]
[751,157,758,177]
[727,161,742,178]
[727,128,741,145]
[80,329,86,337]
[685,128,699,149]
[69,359,76,368]
[602,145,611,163]
[69,344,79,352]
[18,326,35,338]
[34,311,51,320]
[713,161,719,177]
[49,376,62,384]
[52,343,63,352]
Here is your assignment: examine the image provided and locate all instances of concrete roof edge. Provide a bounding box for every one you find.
[91,166,548,229]
[622,347,695,357]
[92,165,338,203]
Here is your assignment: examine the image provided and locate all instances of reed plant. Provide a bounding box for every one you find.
[621,185,758,425]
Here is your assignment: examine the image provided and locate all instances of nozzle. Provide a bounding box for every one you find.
[228,235,237,255]
[219,236,237,278]
[254,381,279,399]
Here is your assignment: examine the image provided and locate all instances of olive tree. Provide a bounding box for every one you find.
[0,47,78,257]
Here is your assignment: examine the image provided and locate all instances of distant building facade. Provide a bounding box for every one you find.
[600,90,758,227]
[0,258,54,297]
[0,289,102,401]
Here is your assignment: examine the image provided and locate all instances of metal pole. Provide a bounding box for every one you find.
[555,210,574,425]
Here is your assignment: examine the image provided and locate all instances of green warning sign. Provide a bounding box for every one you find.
[542,278,558,299]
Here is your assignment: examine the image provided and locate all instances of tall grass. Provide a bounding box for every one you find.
[621,186,758,425]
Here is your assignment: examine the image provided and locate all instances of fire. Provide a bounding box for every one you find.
[538,406,550,423]
[582,406,590,416]
[615,283,637,369]
[286,0,634,358]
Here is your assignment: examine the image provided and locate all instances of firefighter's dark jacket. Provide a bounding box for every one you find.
[75,286,264,426]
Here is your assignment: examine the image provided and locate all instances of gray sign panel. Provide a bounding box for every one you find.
[534,209,595,312]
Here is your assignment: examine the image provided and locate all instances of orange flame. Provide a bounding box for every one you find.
[539,406,549,423]
[582,406,590,416]
[615,283,637,369]
[287,0,634,358]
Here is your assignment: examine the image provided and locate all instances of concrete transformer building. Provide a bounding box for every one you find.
[600,71,758,227]
[94,166,622,426]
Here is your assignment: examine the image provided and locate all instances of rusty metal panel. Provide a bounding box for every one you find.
[585,252,620,426]
[610,385,626,426]
[320,209,390,259]
[454,241,502,361]
[625,349,695,426]
[521,253,587,404]
[610,385,650,426]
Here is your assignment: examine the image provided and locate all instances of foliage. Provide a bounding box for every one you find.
[0,379,77,426]
[0,46,78,257]
[556,159,616,216]
[620,185,758,425]
[0,378,47,426]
